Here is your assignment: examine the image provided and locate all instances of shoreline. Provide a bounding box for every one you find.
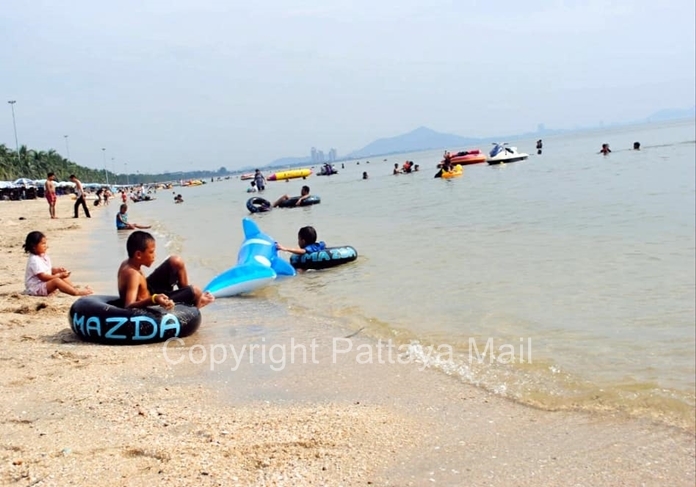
[1,199,694,486]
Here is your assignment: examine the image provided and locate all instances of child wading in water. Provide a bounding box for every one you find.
[23,231,93,296]
[116,204,151,230]
[277,226,326,273]
[117,231,214,309]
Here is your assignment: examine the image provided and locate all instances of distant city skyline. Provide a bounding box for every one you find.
[310,147,338,164]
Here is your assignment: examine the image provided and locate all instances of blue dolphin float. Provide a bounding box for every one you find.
[204,218,296,297]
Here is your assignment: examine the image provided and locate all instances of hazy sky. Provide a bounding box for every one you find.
[1,0,694,173]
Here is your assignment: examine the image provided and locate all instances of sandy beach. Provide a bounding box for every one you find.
[1,198,694,486]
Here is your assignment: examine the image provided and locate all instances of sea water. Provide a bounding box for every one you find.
[87,119,696,429]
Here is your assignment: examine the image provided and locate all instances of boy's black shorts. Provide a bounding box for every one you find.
[146,258,196,305]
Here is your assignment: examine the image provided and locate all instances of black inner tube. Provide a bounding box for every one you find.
[246,197,271,213]
[69,295,202,345]
[290,246,357,270]
[277,195,321,208]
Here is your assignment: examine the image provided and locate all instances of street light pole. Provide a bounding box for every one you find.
[64,135,70,160]
[7,101,20,164]
[101,148,109,185]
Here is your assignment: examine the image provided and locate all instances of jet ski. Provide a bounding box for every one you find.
[487,143,529,165]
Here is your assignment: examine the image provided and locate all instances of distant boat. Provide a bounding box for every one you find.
[446,149,487,166]
[317,165,338,176]
[487,143,529,165]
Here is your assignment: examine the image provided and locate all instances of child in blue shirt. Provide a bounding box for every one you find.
[277,226,326,255]
[116,204,151,231]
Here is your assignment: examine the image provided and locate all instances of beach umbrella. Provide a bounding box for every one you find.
[13,178,36,187]
[0,181,15,189]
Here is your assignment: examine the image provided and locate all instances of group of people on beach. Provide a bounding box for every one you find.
[44,173,93,219]
[26,166,330,311]
[22,228,215,309]
[22,218,326,308]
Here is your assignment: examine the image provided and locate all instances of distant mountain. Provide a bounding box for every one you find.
[347,126,479,158]
[645,105,695,122]
[265,106,695,167]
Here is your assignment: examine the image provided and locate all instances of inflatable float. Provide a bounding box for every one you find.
[204,218,295,297]
[240,173,255,180]
[69,295,201,345]
[247,197,272,213]
[434,165,463,179]
[246,196,320,213]
[447,150,486,166]
[131,195,155,203]
[290,246,358,270]
[277,195,321,208]
[267,168,311,181]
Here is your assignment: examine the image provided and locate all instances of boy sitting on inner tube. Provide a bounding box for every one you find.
[117,231,215,309]
[277,226,325,272]
[272,185,311,207]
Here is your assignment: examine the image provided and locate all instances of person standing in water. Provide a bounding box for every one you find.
[253,169,266,192]
[536,139,543,155]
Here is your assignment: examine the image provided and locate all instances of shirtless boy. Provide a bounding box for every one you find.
[45,172,57,219]
[117,231,214,309]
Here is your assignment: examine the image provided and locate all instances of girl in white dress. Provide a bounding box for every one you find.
[23,231,93,297]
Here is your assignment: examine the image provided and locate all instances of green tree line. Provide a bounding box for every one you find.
[1,144,234,184]
[0,144,115,183]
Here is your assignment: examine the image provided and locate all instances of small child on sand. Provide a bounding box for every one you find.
[23,231,93,297]
[117,231,214,309]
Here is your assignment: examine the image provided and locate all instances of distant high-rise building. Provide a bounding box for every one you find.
[311,147,318,164]
[328,148,337,162]
[317,150,325,163]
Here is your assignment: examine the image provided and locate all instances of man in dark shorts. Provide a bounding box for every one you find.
[117,231,214,309]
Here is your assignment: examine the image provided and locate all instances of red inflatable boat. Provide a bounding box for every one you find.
[447,149,487,166]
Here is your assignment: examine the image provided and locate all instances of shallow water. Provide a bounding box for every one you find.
[89,119,696,429]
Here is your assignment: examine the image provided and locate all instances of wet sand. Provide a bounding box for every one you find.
[0,199,694,486]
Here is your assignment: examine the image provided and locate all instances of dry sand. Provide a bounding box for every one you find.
[1,199,694,486]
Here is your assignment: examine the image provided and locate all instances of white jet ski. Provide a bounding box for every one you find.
[487,143,529,165]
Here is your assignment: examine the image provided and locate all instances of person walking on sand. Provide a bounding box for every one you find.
[69,175,91,218]
[45,172,57,219]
